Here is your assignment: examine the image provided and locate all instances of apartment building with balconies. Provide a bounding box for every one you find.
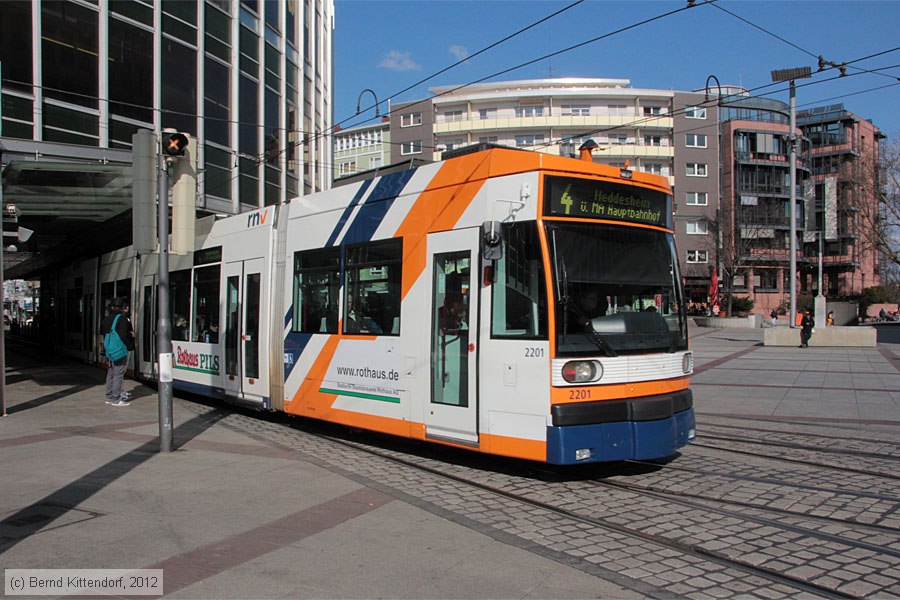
[797,105,884,298]
[718,93,807,314]
[333,118,391,179]
[412,79,675,179]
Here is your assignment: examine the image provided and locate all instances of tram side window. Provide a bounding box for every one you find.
[193,265,221,343]
[100,282,115,318]
[293,248,340,333]
[491,222,548,339]
[170,269,192,341]
[116,278,131,306]
[344,239,402,336]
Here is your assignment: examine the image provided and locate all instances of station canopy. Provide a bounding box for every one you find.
[1,138,136,279]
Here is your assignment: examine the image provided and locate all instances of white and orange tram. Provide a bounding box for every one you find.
[50,145,695,464]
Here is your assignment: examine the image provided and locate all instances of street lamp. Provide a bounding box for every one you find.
[771,66,812,328]
[356,89,381,118]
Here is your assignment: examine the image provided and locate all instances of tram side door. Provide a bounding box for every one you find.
[424,229,479,445]
[222,259,266,403]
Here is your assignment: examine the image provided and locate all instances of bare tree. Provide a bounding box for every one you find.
[858,135,900,268]
[717,198,791,316]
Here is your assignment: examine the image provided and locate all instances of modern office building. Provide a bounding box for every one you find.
[333,118,391,180]
[0,0,335,269]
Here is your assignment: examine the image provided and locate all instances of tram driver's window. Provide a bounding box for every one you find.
[293,248,340,334]
[491,222,548,339]
[192,265,221,343]
[344,239,402,336]
[170,269,192,342]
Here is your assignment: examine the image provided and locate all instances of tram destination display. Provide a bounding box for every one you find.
[544,176,672,228]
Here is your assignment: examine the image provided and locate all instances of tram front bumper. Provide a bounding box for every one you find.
[546,390,695,465]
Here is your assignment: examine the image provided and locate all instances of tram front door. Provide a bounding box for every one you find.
[223,259,266,404]
[425,229,479,445]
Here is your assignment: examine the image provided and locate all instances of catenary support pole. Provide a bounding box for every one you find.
[788,79,798,328]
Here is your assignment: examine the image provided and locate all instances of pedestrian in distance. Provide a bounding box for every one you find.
[770,309,778,328]
[799,309,815,348]
[101,297,135,406]
[827,310,835,326]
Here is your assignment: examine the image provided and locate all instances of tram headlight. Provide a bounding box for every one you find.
[682,352,693,374]
[561,360,602,383]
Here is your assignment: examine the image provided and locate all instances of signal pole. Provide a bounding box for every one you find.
[156,130,189,452]
[157,151,174,452]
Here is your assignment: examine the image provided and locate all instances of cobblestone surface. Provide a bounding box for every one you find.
[183,401,900,598]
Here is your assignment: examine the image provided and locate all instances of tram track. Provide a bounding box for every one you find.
[621,454,900,505]
[697,431,900,462]
[595,478,900,553]
[698,421,900,453]
[691,438,900,481]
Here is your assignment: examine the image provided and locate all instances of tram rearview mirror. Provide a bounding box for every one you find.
[481,221,503,261]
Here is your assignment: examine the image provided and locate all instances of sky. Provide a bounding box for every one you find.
[332,0,900,139]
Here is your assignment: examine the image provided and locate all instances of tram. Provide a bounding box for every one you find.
[47,144,695,464]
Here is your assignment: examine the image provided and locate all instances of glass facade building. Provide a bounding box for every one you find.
[0,0,334,214]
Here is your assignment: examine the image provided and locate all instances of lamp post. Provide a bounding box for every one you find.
[771,66,812,328]
[356,89,381,118]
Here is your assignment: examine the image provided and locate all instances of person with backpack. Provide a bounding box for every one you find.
[101,297,135,406]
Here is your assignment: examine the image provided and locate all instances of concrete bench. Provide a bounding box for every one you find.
[764,326,877,347]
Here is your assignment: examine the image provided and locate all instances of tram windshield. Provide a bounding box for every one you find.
[548,222,687,357]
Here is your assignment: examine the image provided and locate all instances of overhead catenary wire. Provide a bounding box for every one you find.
[203,0,719,195]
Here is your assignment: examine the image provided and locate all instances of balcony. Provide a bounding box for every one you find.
[433,114,673,134]
[735,151,789,165]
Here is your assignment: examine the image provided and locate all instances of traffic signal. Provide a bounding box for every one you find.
[3,206,19,243]
[161,131,189,157]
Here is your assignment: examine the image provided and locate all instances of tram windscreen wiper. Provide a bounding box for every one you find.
[587,327,618,357]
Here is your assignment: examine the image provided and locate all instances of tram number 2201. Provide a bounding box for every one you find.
[524,347,544,358]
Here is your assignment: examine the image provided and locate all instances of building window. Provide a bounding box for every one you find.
[642,163,663,175]
[370,156,383,169]
[686,163,708,177]
[444,110,464,122]
[610,133,628,145]
[685,134,707,148]
[562,105,590,116]
[478,136,498,144]
[607,104,628,116]
[686,192,708,206]
[643,106,663,116]
[686,221,708,235]
[685,106,707,119]
[401,140,422,155]
[515,105,544,118]
[687,250,708,263]
[339,161,356,175]
[644,135,662,146]
[400,113,422,127]
[444,138,464,150]
[479,108,497,120]
[515,134,544,147]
